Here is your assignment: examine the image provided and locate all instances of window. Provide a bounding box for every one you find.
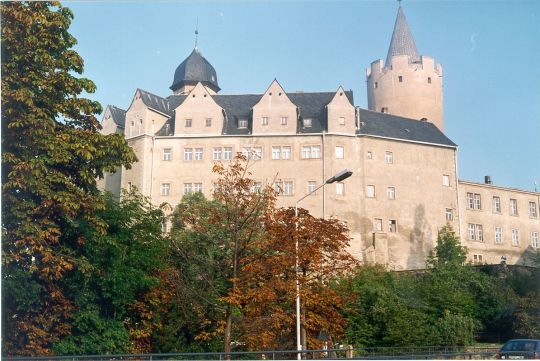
[251,182,262,193]
[161,183,170,196]
[280,116,288,125]
[338,117,346,126]
[474,194,482,210]
[253,147,262,160]
[163,148,172,161]
[205,118,212,127]
[428,77,432,84]
[532,231,539,249]
[388,220,397,232]
[374,82,378,89]
[184,148,193,161]
[442,175,450,187]
[445,208,453,221]
[336,182,344,195]
[161,219,167,233]
[529,201,538,218]
[193,182,203,193]
[283,181,293,196]
[385,151,393,164]
[128,182,132,191]
[303,118,312,128]
[381,107,388,113]
[473,254,483,265]
[282,146,291,160]
[242,146,262,160]
[367,151,373,159]
[510,199,518,216]
[307,181,317,194]
[242,147,250,158]
[387,187,396,200]
[262,117,268,126]
[223,147,232,160]
[467,193,474,209]
[194,148,203,161]
[366,185,375,198]
[213,147,222,160]
[238,119,248,128]
[302,145,321,159]
[272,147,281,160]
[493,196,501,213]
[185,119,192,127]
[398,75,403,82]
[468,224,476,241]
[274,181,283,194]
[374,218,382,232]
[476,224,483,242]
[184,183,193,194]
[511,229,519,246]
[335,146,344,159]
[495,227,502,244]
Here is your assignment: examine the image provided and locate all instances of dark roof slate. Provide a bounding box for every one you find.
[139,89,172,116]
[386,6,420,67]
[170,48,220,93]
[108,105,126,128]
[212,94,261,135]
[358,109,456,147]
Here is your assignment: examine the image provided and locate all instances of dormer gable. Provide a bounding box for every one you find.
[326,86,356,134]
[252,79,297,134]
[173,82,224,136]
[101,105,125,136]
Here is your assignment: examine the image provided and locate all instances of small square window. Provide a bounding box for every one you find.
[385,151,393,164]
[374,218,382,232]
[262,117,269,126]
[238,119,248,129]
[163,148,172,161]
[336,182,344,195]
[335,146,344,159]
[398,75,403,82]
[366,185,375,198]
[388,220,397,232]
[281,116,288,125]
[205,118,212,127]
[442,175,450,187]
[185,119,192,127]
[303,118,312,128]
[338,117,346,126]
[367,151,373,159]
[387,187,395,200]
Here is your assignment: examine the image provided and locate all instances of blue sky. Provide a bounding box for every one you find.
[66,0,540,191]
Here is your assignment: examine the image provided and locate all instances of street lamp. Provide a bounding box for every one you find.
[294,169,353,360]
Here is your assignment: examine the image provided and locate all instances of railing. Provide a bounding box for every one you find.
[4,346,501,361]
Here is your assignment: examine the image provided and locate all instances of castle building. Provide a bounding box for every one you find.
[99,5,539,270]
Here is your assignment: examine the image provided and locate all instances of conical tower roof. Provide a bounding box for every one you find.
[385,6,420,67]
[170,47,220,93]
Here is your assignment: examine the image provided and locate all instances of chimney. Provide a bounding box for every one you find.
[485,175,492,185]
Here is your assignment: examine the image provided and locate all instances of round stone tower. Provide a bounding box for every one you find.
[366,5,444,131]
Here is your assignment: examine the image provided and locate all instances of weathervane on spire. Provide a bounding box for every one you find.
[194,18,199,49]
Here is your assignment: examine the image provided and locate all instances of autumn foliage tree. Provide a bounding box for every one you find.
[1,2,135,355]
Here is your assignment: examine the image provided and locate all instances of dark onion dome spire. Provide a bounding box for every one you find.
[385,5,420,67]
[170,47,220,93]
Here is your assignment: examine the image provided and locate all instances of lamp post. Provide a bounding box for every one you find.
[294,169,353,360]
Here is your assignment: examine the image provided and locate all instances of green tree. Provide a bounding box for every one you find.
[1,2,135,355]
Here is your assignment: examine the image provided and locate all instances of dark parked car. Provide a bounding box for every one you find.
[496,339,540,359]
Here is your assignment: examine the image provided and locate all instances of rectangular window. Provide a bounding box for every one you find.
[193,182,203,193]
[532,231,539,249]
[493,196,501,213]
[185,119,192,128]
[184,183,193,194]
[307,181,317,194]
[251,182,262,193]
[336,182,344,195]
[474,193,482,210]
[238,119,248,128]
[303,118,312,128]
[223,147,233,160]
[242,147,250,158]
[194,148,203,161]
[272,146,281,160]
[381,107,388,113]
[442,175,450,187]
[495,227,502,244]
[366,185,375,198]
[161,219,167,233]
[338,117,346,126]
[476,224,483,242]
[468,223,476,241]
[280,116,288,125]
[511,229,519,246]
[161,183,170,196]
[387,187,396,200]
[388,220,397,232]
[335,146,344,159]
[184,148,193,161]
[473,254,483,265]
[529,201,538,218]
[374,218,382,232]
[283,181,293,196]
[262,117,268,126]
[205,118,212,127]
[467,193,474,209]
[374,82,378,89]
[163,148,172,161]
[445,208,453,221]
[253,147,263,160]
[311,145,321,158]
[367,151,373,159]
[385,151,393,164]
[428,77,432,84]
[282,146,291,160]
[213,147,222,160]
[273,181,283,194]
[510,199,518,215]
[398,75,403,82]
[128,182,132,191]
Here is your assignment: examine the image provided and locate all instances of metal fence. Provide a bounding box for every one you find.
[4,346,501,361]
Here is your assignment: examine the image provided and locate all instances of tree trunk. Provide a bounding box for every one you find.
[224,303,233,358]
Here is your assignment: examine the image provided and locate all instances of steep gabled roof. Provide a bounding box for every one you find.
[212,94,261,135]
[358,108,456,147]
[138,89,171,116]
[385,6,420,67]
[107,105,126,128]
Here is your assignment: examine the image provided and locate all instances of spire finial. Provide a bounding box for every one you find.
[194,18,199,49]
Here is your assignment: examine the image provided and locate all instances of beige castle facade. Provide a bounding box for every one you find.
[99,6,539,270]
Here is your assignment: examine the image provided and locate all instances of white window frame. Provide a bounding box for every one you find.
[473,193,482,210]
[445,208,453,221]
[384,151,394,164]
[282,146,291,160]
[261,117,268,126]
[213,147,222,161]
[223,147,232,160]
[184,183,193,194]
[387,187,396,200]
[280,116,288,125]
[163,148,172,161]
[272,146,281,160]
[495,227,502,244]
[366,185,375,198]
[303,118,312,128]
[442,175,450,187]
[529,201,538,218]
[193,182,203,193]
[511,229,519,246]
[335,146,344,159]
[184,148,193,161]
[307,181,317,194]
[510,199,518,216]
[493,196,501,213]
[467,193,474,209]
[476,224,483,242]
[388,219,397,232]
[194,148,203,161]
[238,119,248,129]
[532,231,539,249]
[374,218,382,232]
[283,181,293,196]
[336,182,344,196]
[161,183,170,196]
[468,223,476,241]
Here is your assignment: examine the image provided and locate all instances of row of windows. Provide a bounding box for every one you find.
[373,76,432,89]
[365,185,396,200]
[181,116,349,130]
[373,218,398,233]
[468,223,538,248]
[466,192,538,218]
